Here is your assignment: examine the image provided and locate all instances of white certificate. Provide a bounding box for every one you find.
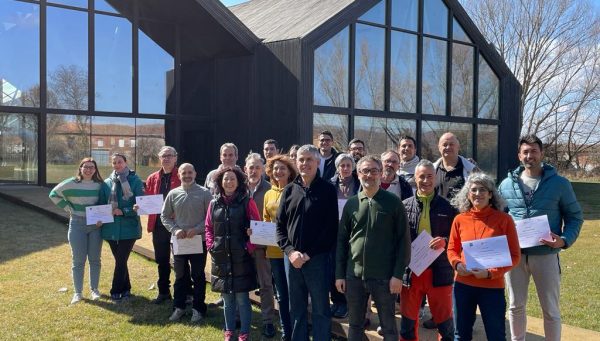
[462,235,512,271]
[514,215,552,248]
[337,199,348,220]
[409,231,444,276]
[249,220,278,246]
[135,194,164,215]
[85,204,114,225]
[171,235,204,255]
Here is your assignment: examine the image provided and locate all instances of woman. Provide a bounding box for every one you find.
[264,155,298,341]
[288,144,299,160]
[102,153,143,302]
[447,172,521,341]
[49,158,110,304]
[330,153,359,199]
[205,167,259,341]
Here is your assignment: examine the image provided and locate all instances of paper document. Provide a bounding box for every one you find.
[337,199,347,220]
[171,235,204,255]
[462,235,512,271]
[249,220,278,246]
[514,215,552,248]
[85,204,114,225]
[135,194,164,215]
[409,231,444,276]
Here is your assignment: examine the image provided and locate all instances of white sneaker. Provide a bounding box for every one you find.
[169,308,185,322]
[71,293,83,305]
[191,308,203,323]
[91,289,101,301]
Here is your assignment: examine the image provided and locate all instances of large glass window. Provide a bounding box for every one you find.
[421,121,473,161]
[355,24,385,110]
[95,14,132,112]
[135,118,165,179]
[47,6,88,110]
[95,0,119,14]
[48,0,86,8]
[478,55,500,119]
[390,31,417,113]
[453,18,471,43]
[0,113,38,182]
[91,116,135,176]
[314,27,349,108]
[354,116,416,155]
[391,0,418,31]
[313,113,348,152]
[46,114,91,183]
[477,124,498,179]
[0,1,40,107]
[422,37,447,115]
[451,43,474,117]
[423,0,448,38]
[359,0,385,25]
[139,24,175,114]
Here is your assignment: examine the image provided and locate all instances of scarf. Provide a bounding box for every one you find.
[417,191,434,235]
[109,167,133,208]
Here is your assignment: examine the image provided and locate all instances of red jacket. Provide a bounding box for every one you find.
[144,167,181,232]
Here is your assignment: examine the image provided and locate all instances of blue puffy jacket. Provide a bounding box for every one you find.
[498,164,583,255]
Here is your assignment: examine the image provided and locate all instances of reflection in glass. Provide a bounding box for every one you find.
[359,0,385,25]
[451,43,474,117]
[91,116,135,176]
[423,0,448,37]
[478,55,499,119]
[453,18,471,43]
[0,113,38,182]
[47,7,88,110]
[135,118,165,179]
[48,0,86,8]
[314,27,349,107]
[46,114,91,183]
[0,1,40,107]
[313,113,348,152]
[95,0,119,13]
[354,116,416,155]
[390,31,417,113]
[355,24,385,110]
[477,124,498,179]
[95,14,132,112]
[421,121,472,161]
[422,38,447,115]
[391,0,418,31]
[139,25,174,114]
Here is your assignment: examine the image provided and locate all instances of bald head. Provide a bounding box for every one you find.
[438,132,460,162]
[178,163,196,186]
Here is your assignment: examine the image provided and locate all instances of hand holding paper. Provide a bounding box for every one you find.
[135,194,164,215]
[409,231,444,276]
[462,235,512,271]
[249,220,278,246]
[86,204,114,225]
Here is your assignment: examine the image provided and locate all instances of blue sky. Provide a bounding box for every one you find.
[220,0,248,7]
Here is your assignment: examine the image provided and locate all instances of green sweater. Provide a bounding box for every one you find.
[336,189,411,280]
[49,177,109,218]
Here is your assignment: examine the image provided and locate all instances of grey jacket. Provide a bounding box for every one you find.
[161,183,212,239]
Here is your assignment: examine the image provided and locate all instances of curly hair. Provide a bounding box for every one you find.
[265,155,298,186]
[213,167,248,197]
[450,172,506,213]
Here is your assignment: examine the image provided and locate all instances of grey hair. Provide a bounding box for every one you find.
[178,162,195,172]
[158,146,177,157]
[220,142,238,157]
[296,144,320,159]
[451,172,506,213]
[415,159,435,171]
[245,152,264,165]
[334,153,356,170]
[356,155,383,171]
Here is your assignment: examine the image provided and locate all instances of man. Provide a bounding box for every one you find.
[276,144,339,341]
[263,139,280,161]
[161,163,212,323]
[400,160,456,341]
[244,153,276,338]
[317,130,339,180]
[499,135,583,341]
[347,138,366,163]
[433,132,478,200]
[204,142,239,193]
[336,155,411,341]
[398,135,420,190]
[381,150,413,200]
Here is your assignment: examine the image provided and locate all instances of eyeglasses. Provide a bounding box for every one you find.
[81,165,96,170]
[160,154,176,159]
[469,187,489,194]
[359,168,381,175]
[349,147,364,151]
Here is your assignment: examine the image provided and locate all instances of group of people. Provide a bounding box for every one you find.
[49,130,583,341]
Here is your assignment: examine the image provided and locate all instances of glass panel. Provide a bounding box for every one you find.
[451,43,474,117]
[47,7,88,110]
[91,116,135,176]
[422,37,447,115]
[48,0,87,8]
[478,54,499,119]
[355,24,385,110]
[421,121,472,161]
[0,113,38,182]
[313,113,348,152]
[477,124,498,179]
[95,14,132,112]
[139,24,174,114]
[354,116,416,155]
[46,114,91,183]
[390,31,417,113]
[135,118,165,179]
[423,0,448,37]
[314,27,349,107]
[359,0,385,25]
[453,18,471,43]
[391,0,418,31]
[95,0,119,13]
[0,1,40,107]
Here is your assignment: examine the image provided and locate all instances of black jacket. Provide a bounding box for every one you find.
[321,148,339,181]
[330,173,360,198]
[276,175,338,257]
[403,194,457,287]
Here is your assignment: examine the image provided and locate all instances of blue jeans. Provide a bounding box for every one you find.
[271,258,291,337]
[453,281,506,341]
[68,216,103,294]
[222,292,252,334]
[285,252,331,341]
[346,276,397,341]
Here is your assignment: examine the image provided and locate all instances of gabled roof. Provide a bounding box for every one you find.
[229,0,354,43]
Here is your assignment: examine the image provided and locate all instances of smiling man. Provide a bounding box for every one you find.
[398,136,419,190]
[433,132,478,200]
[204,143,239,194]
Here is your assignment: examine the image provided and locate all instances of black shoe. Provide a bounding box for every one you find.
[262,323,276,338]
[330,303,339,315]
[151,293,172,305]
[208,297,224,307]
[281,334,290,341]
[110,293,122,302]
[422,318,436,329]
[332,304,348,319]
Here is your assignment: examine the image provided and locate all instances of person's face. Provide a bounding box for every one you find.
[272,160,290,184]
[245,159,264,184]
[337,159,353,178]
[296,151,318,178]
[348,142,365,161]
[289,148,298,160]
[222,171,239,195]
[178,166,196,186]
[318,134,333,154]
[381,152,400,172]
[159,151,177,170]
[438,134,459,159]
[468,183,492,210]
[518,143,543,170]
[263,143,278,159]
[415,165,436,196]
[399,139,416,162]
[80,162,96,180]
[358,160,382,190]
[111,156,127,173]
[220,147,238,167]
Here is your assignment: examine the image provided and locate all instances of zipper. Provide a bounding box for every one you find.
[362,198,371,280]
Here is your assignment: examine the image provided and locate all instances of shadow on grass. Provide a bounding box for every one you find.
[572,182,600,220]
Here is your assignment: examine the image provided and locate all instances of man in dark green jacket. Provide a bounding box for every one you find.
[336,155,411,341]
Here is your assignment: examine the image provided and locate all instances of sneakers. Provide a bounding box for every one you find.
[151,293,172,305]
[90,289,101,301]
[191,309,204,323]
[209,297,224,307]
[332,304,348,319]
[224,330,234,341]
[238,333,249,341]
[262,323,276,338]
[70,293,83,304]
[110,293,122,302]
[169,308,186,322]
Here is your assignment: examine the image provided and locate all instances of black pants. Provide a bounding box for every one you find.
[173,248,207,314]
[152,223,172,295]
[108,239,136,295]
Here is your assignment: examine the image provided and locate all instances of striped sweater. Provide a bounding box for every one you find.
[49,177,106,217]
